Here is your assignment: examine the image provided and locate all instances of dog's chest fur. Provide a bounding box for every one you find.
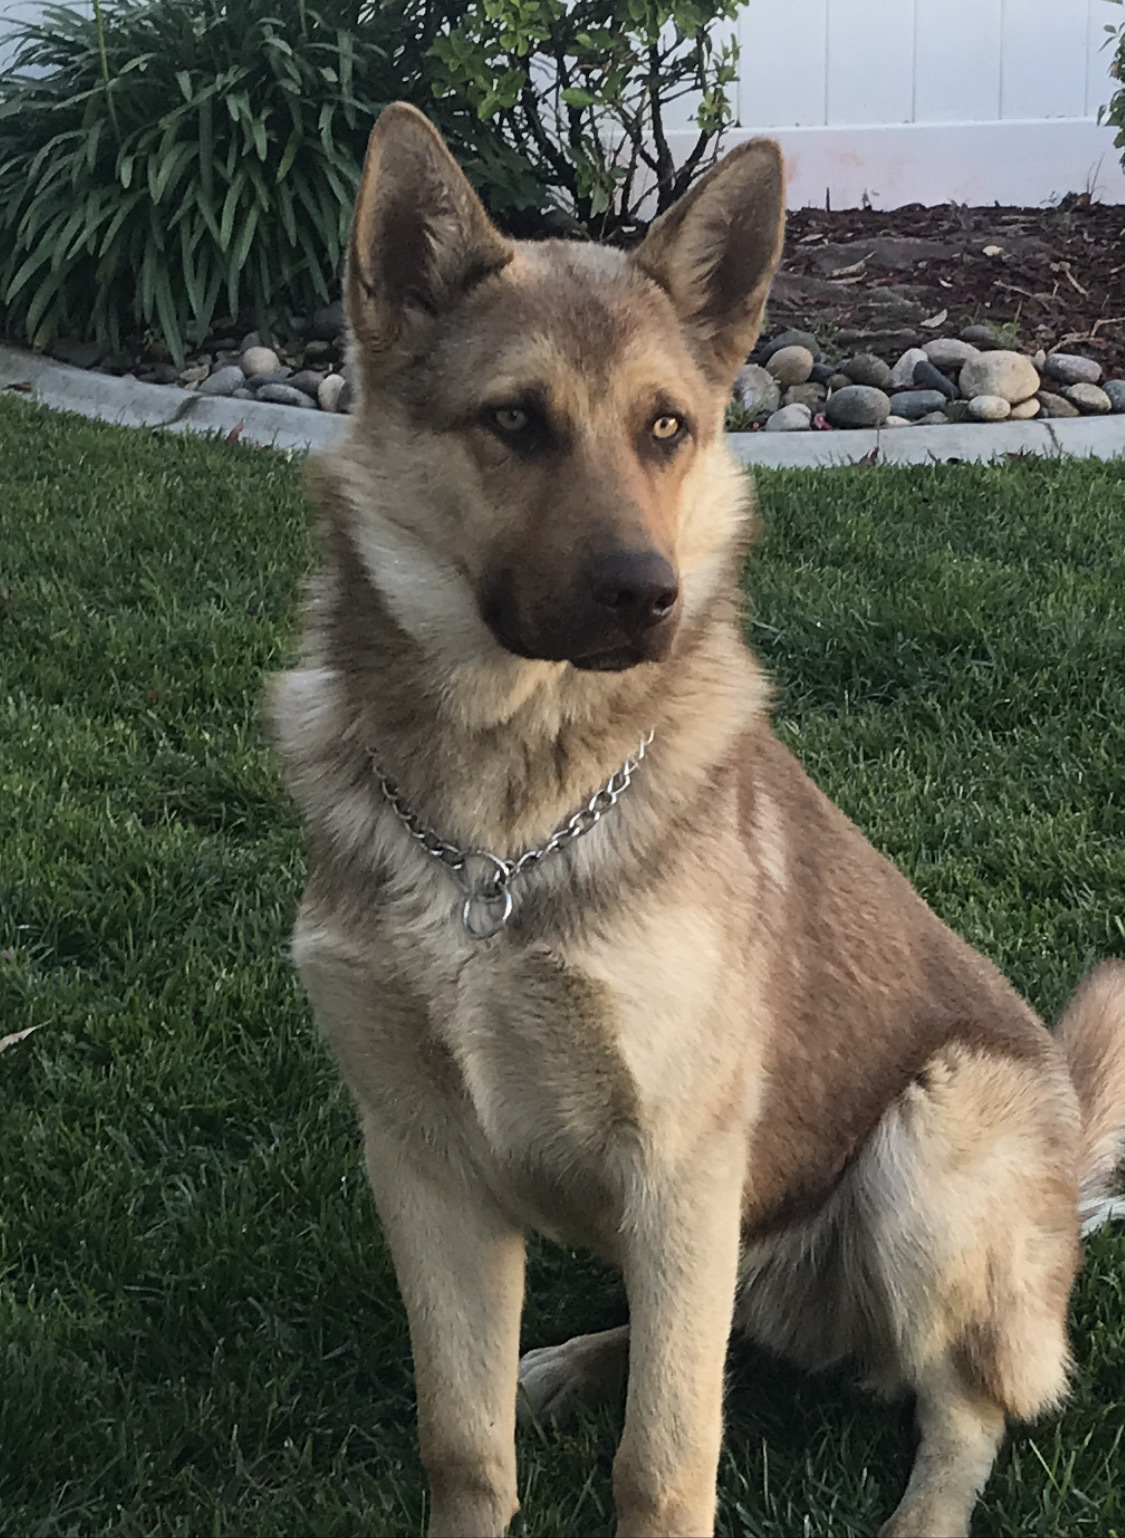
[296,843,754,1255]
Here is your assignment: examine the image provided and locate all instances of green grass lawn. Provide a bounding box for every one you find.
[1,393,1123,1537]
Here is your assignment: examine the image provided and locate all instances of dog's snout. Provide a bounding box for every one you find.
[590,552,679,634]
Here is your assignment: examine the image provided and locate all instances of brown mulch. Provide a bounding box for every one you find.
[768,197,1125,376]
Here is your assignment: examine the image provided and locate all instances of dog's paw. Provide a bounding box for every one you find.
[516,1328,628,1429]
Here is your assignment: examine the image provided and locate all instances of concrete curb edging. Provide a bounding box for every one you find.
[4,344,1125,467]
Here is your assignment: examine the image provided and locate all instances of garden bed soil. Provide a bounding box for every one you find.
[769,197,1125,378]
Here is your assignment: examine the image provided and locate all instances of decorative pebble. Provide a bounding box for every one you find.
[959,324,1001,350]
[959,350,1039,404]
[243,369,293,390]
[763,403,813,432]
[1062,382,1112,414]
[239,330,262,353]
[1042,352,1102,386]
[198,364,246,397]
[824,385,891,429]
[1009,398,1041,420]
[765,345,815,387]
[735,363,780,415]
[839,353,893,389]
[967,394,1011,422]
[912,358,958,399]
[256,382,316,408]
[827,372,853,392]
[883,415,910,427]
[916,411,950,426]
[1103,380,1125,413]
[287,369,326,399]
[888,389,950,420]
[761,329,821,363]
[889,347,929,389]
[809,361,836,385]
[241,345,281,377]
[177,361,210,387]
[1035,390,1080,419]
[317,373,347,412]
[923,338,980,369]
[784,382,826,409]
[232,387,255,400]
[304,339,335,360]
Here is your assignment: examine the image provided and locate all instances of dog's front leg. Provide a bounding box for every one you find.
[362,1117,526,1538]
[612,1138,744,1538]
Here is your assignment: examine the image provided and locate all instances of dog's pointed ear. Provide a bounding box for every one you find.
[345,103,513,360]
[631,140,786,386]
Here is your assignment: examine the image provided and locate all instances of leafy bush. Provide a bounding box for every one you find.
[1100,2,1125,171]
[0,0,410,360]
[0,0,741,360]
[429,0,741,240]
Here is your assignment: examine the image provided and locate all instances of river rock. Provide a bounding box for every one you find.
[1035,390,1080,419]
[967,394,1011,421]
[1062,383,1112,414]
[761,329,822,363]
[1103,380,1125,412]
[256,382,316,408]
[1042,352,1102,386]
[959,324,1001,350]
[241,345,281,377]
[317,373,347,412]
[764,403,813,432]
[959,350,1039,404]
[923,338,980,369]
[912,359,957,399]
[766,346,815,387]
[824,385,891,429]
[735,363,780,415]
[889,347,929,389]
[198,364,245,397]
[839,353,893,389]
[888,389,950,420]
[784,382,827,409]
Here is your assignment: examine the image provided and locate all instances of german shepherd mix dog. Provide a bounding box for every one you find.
[270,103,1125,1537]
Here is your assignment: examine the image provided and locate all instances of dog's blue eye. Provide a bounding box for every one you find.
[490,406,530,434]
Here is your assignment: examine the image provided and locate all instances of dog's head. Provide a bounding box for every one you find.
[341,104,784,673]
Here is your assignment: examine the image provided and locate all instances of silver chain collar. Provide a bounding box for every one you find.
[369,731,655,940]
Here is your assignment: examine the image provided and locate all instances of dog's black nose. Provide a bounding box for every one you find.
[589,551,679,634]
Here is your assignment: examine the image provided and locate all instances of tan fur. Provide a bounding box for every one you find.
[269,103,1125,1538]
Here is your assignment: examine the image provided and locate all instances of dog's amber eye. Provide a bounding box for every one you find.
[651,414,682,442]
[490,406,530,434]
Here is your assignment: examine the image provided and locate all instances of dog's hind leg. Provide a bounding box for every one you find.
[862,1045,1080,1538]
[517,1324,630,1427]
[877,1358,1005,1538]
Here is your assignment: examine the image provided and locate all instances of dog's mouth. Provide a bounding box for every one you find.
[570,645,652,672]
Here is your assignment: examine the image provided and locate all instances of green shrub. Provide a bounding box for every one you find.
[428,0,741,239]
[0,0,408,361]
[1100,2,1125,171]
[0,0,741,360]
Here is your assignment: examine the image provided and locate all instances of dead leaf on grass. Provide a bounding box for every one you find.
[0,1025,43,1055]
[3,381,33,393]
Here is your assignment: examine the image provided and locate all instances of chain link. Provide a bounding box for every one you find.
[369,731,654,938]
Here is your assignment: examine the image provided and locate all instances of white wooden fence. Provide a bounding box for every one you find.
[3,0,1124,206]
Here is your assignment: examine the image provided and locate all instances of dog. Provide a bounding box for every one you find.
[268,102,1125,1538]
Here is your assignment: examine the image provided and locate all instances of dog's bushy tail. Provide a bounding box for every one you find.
[1056,960,1125,1233]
